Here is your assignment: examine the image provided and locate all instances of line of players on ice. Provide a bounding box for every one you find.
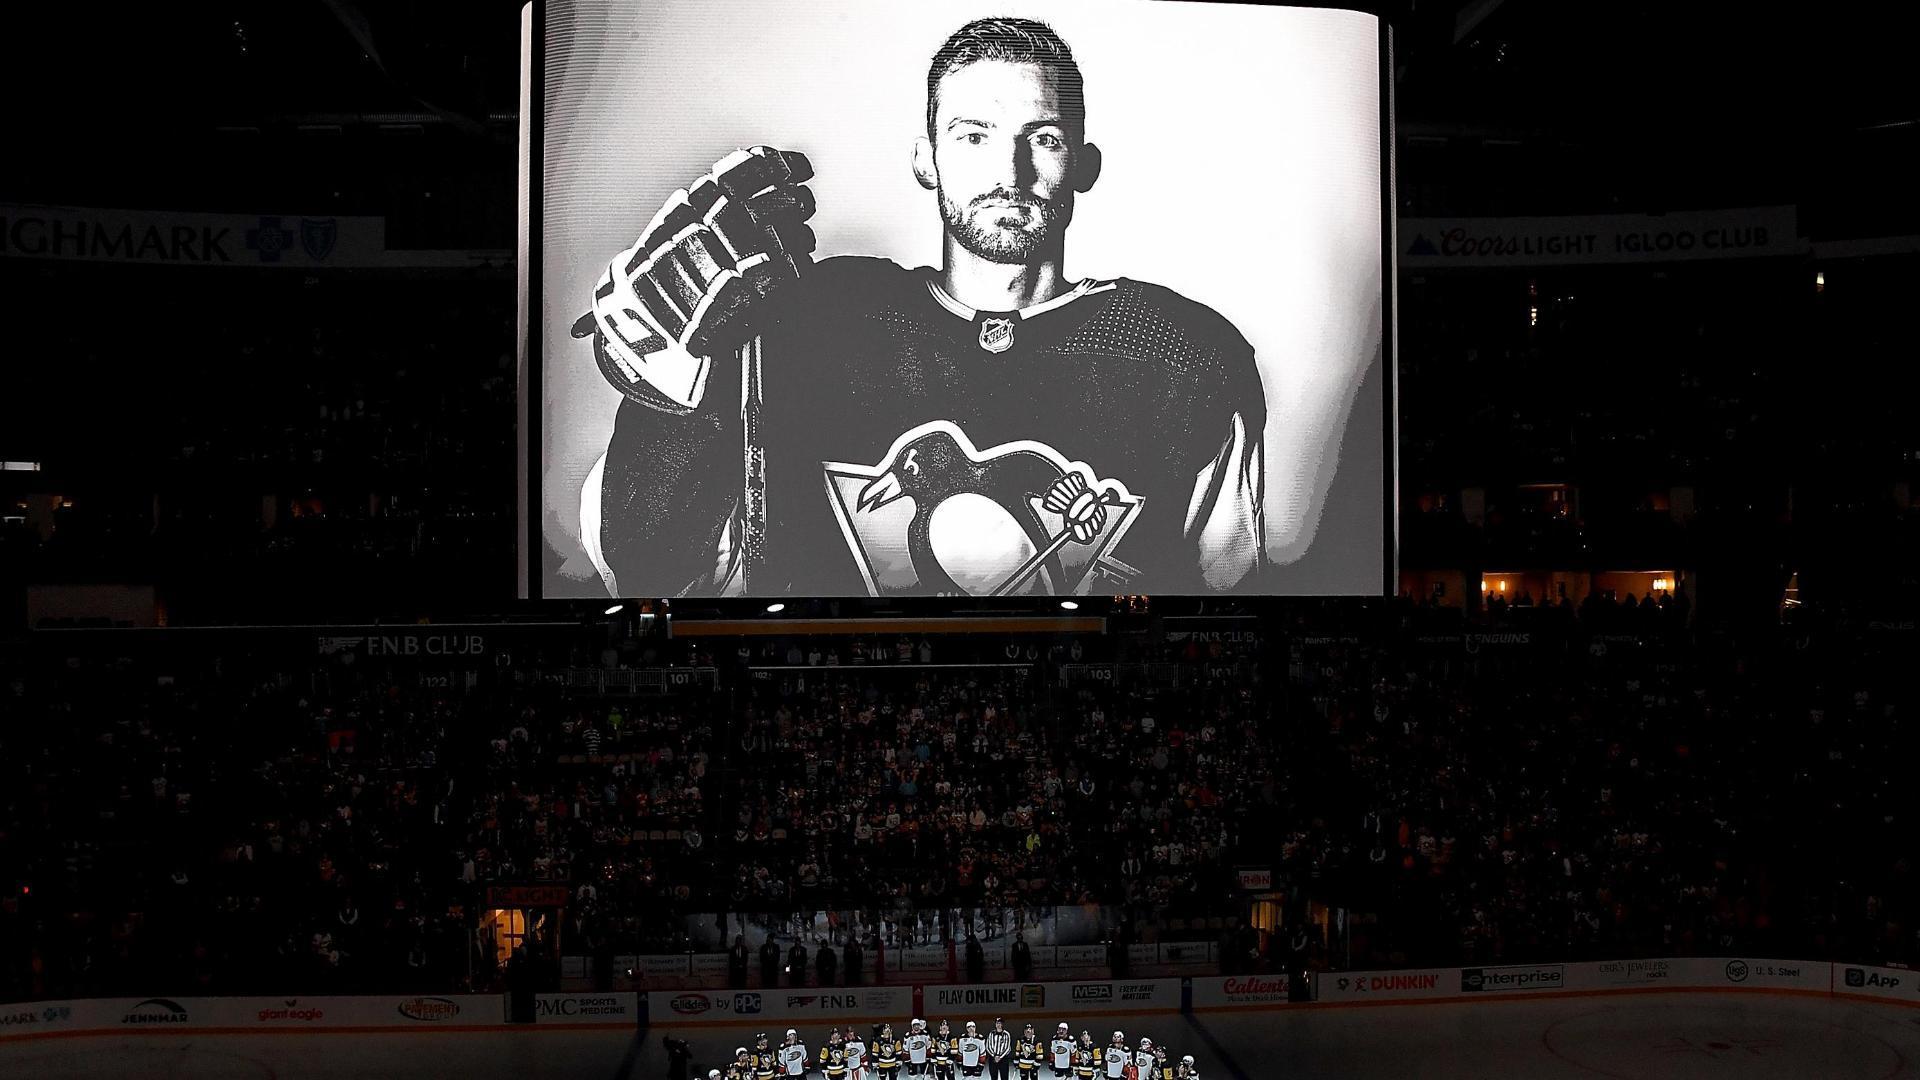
[707,1018,1201,1080]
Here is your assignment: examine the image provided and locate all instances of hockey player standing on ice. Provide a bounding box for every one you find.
[905,1018,933,1077]
[958,1021,987,1078]
[1049,1024,1074,1080]
[729,1047,754,1080]
[933,1020,958,1080]
[1015,1023,1042,1079]
[579,17,1268,598]
[755,1033,779,1080]
[1175,1055,1198,1080]
[821,1028,850,1080]
[873,1024,903,1079]
[1130,1038,1157,1080]
[780,1029,810,1079]
[985,1017,1014,1080]
[1102,1032,1129,1080]
[1070,1032,1097,1080]
[846,1028,869,1080]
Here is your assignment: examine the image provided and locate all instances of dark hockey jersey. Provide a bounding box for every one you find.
[591,256,1266,597]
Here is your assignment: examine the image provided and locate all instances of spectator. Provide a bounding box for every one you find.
[760,936,780,988]
[730,935,750,989]
[1287,925,1311,984]
[843,937,863,986]
[816,939,838,986]
[788,939,809,988]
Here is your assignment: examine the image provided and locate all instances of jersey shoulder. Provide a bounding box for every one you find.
[1068,278,1262,419]
[805,255,923,297]
[775,255,927,328]
[1088,278,1255,368]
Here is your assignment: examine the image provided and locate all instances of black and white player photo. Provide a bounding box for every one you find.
[534,0,1387,598]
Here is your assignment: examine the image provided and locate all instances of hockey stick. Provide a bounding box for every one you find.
[987,492,1124,597]
[740,334,767,592]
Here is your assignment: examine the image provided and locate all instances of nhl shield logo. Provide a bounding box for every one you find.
[823,420,1142,597]
[300,218,338,261]
[978,317,1015,353]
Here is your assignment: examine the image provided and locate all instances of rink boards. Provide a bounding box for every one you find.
[2,962,1913,1046]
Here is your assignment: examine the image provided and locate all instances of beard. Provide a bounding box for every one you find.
[939,186,1071,264]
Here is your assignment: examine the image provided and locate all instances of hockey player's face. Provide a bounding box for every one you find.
[930,60,1078,264]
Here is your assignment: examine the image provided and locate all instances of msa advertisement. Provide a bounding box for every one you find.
[528,0,1394,599]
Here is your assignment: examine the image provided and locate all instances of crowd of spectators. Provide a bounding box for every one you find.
[717,651,1257,925]
[4,264,516,622]
[1265,599,1913,972]
[0,638,719,998]
[2,597,1912,1004]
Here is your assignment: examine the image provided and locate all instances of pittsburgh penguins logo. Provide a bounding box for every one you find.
[824,420,1141,596]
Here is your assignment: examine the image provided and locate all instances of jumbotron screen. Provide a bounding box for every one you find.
[520,0,1395,599]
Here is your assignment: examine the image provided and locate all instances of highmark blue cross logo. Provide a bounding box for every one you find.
[246,216,295,262]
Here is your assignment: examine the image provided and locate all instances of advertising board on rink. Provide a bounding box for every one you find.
[1052,945,1108,969]
[688,953,731,980]
[1155,941,1215,965]
[532,993,637,1024]
[899,947,952,973]
[635,955,694,979]
[1318,968,1456,1002]
[1563,958,1674,991]
[1458,964,1564,994]
[1708,957,1828,992]
[648,987,912,1024]
[1837,965,1913,1003]
[924,980,1180,1017]
[1191,975,1290,1009]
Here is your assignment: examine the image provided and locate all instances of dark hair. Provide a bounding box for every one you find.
[926,17,1086,140]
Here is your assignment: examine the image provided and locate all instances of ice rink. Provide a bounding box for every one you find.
[6,992,1920,1078]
